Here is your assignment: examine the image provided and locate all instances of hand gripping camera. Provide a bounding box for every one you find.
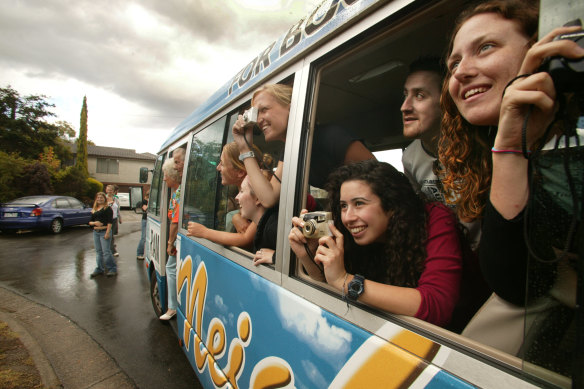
[301,212,332,239]
[242,107,258,126]
[543,20,584,93]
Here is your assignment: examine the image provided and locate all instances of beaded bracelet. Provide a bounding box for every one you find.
[341,273,349,299]
[491,147,531,154]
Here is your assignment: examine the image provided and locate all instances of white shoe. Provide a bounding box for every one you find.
[113,252,119,257]
[159,310,176,320]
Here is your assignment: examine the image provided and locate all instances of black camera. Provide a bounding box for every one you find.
[543,21,584,94]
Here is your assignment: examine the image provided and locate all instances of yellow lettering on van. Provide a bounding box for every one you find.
[249,358,294,389]
[178,257,295,388]
[177,257,208,368]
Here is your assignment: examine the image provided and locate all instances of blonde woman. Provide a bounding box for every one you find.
[89,192,117,278]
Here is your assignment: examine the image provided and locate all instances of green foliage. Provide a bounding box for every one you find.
[75,96,89,174]
[53,166,89,198]
[0,85,73,162]
[0,151,28,202]
[21,162,54,196]
[85,177,103,203]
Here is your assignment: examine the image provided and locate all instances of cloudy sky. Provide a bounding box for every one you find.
[0,0,321,154]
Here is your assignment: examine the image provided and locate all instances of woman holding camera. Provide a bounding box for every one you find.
[232,84,290,209]
[289,160,463,327]
[232,84,375,209]
[439,0,584,306]
[439,1,583,363]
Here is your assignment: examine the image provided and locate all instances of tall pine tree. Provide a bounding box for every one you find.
[75,96,88,174]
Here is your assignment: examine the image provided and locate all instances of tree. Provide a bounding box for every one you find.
[75,96,89,174]
[21,162,54,196]
[0,85,73,162]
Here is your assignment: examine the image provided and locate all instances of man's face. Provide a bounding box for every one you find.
[106,185,114,194]
[401,71,442,139]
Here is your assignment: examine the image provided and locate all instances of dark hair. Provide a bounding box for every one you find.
[325,160,427,287]
[438,0,539,220]
[408,56,445,79]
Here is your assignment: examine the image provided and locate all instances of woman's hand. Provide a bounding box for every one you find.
[496,26,584,150]
[187,221,208,238]
[288,210,317,258]
[314,223,346,291]
[105,232,110,240]
[232,115,253,152]
[232,213,251,234]
[93,221,103,227]
[253,248,275,266]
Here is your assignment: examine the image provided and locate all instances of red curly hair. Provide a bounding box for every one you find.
[437,0,539,221]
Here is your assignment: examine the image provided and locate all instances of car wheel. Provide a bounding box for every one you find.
[150,272,163,318]
[50,218,63,234]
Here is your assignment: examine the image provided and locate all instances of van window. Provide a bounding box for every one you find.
[182,118,225,230]
[148,154,165,217]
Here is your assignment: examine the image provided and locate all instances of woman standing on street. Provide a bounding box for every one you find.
[89,192,117,278]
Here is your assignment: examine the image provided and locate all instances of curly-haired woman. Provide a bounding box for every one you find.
[439,0,583,306]
[289,160,463,327]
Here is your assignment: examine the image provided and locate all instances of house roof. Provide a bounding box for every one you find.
[70,144,157,161]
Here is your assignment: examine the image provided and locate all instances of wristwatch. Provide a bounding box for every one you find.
[239,151,255,161]
[347,274,365,301]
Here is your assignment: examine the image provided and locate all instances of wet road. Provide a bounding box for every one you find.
[0,211,201,389]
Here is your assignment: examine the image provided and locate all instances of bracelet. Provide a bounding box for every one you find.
[491,147,531,154]
[341,273,349,299]
[168,241,174,245]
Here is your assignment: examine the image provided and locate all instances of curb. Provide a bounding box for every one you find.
[0,286,136,389]
[0,309,60,389]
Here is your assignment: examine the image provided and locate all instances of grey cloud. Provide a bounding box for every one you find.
[0,0,315,127]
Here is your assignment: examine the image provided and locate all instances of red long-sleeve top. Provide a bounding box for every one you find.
[413,203,463,327]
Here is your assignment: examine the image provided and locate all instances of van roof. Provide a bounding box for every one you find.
[160,0,384,151]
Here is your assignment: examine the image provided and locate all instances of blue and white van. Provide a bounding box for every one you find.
[142,0,582,387]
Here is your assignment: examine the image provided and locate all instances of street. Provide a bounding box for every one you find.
[0,211,201,389]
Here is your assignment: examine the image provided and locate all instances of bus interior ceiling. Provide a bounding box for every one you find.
[315,0,467,152]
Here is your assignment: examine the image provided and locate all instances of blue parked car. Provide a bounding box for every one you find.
[0,195,92,234]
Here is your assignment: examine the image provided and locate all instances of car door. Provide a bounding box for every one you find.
[67,197,88,225]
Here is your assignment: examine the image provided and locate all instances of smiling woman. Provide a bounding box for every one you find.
[289,160,463,327]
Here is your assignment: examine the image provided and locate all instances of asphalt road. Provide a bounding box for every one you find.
[0,211,201,389]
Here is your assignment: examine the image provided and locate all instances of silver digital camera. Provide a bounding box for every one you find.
[302,211,332,239]
[242,107,258,125]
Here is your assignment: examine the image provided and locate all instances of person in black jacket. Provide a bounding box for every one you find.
[136,189,149,260]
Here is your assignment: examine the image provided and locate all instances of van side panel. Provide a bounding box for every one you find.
[175,235,471,388]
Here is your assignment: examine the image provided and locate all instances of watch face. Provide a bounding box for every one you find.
[348,275,364,300]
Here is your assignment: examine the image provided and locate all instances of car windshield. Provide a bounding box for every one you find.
[7,196,52,206]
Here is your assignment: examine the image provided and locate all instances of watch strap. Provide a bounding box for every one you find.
[239,151,255,161]
[347,274,365,301]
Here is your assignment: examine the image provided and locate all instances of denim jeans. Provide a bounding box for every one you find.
[136,219,147,256]
[166,254,177,310]
[110,218,118,253]
[93,230,117,273]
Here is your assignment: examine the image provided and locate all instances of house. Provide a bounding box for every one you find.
[70,144,156,194]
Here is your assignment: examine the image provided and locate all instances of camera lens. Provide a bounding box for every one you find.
[303,221,316,237]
